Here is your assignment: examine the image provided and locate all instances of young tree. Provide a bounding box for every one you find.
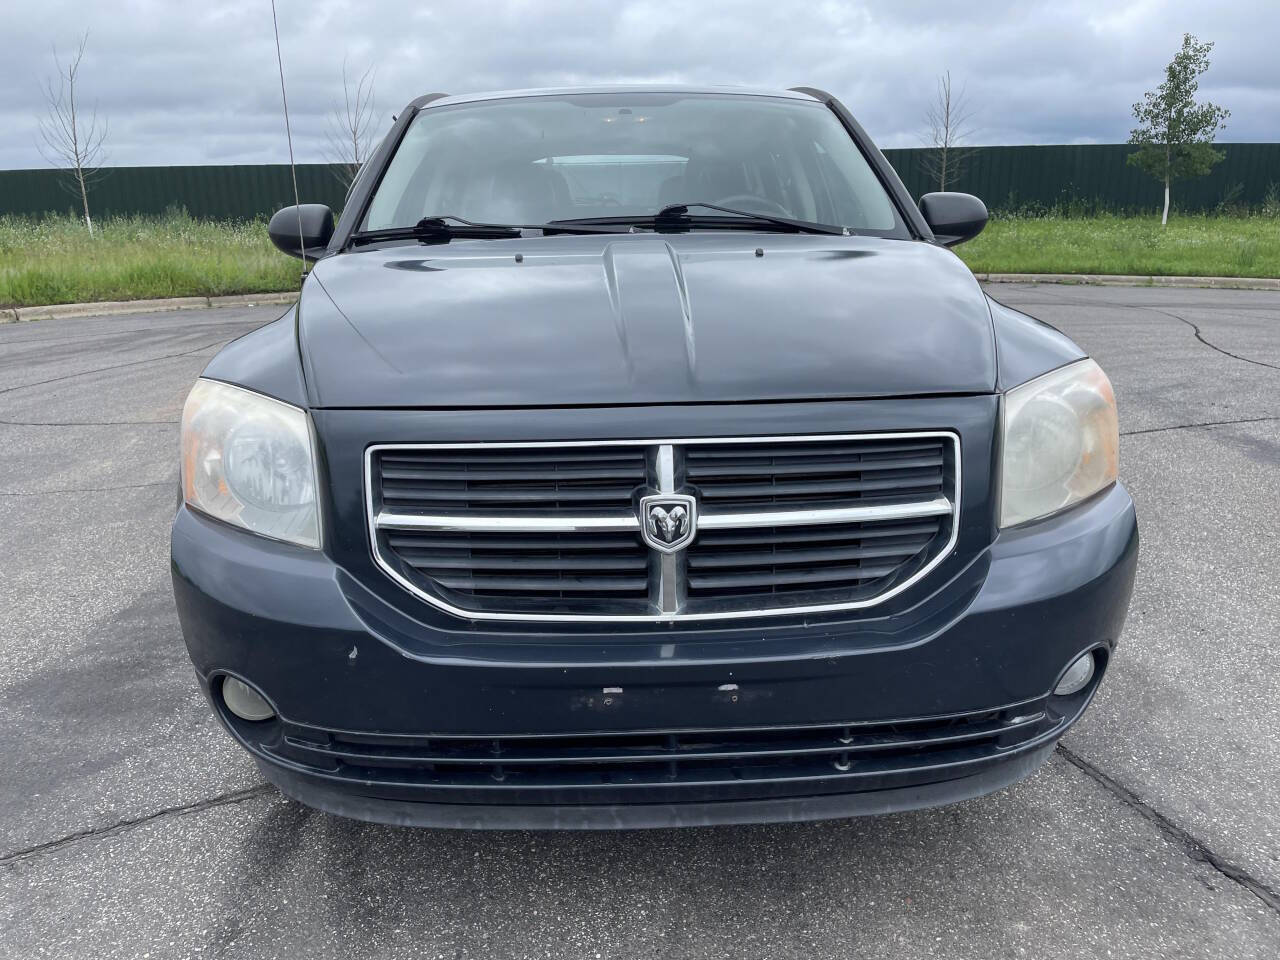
[37,33,108,235]
[324,58,379,190]
[920,71,976,192]
[1127,33,1230,226]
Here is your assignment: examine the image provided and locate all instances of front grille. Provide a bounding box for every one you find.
[265,700,1056,802]
[687,516,944,604]
[367,433,960,621]
[386,529,649,604]
[687,436,947,510]
[378,447,646,514]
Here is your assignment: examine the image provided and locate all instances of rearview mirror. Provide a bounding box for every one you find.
[918,192,988,247]
[268,204,335,261]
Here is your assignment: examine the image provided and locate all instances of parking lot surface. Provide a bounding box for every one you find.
[1,284,1278,959]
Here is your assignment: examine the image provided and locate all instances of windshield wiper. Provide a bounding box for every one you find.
[658,203,847,235]
[349,215,634,248]
[348,207,847,248]
[552,203,848,236]
[350,215,521,246]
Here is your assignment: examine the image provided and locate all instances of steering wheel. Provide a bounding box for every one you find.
[713,195,793,218]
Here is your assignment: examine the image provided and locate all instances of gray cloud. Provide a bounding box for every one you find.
[2,0,1275,170]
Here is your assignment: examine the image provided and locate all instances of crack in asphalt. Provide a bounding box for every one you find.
[0,318,259,348]
[0,479,174,496]
[1140,305,1280,371]
[1122,415,1280,437]
[1058,744,1280,914]
[1015,287,1280,371]
[0,337,234,396]
[0,417,179,426]
[0,784,273,868]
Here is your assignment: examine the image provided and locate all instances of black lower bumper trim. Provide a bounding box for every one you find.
[258,741,1056,830]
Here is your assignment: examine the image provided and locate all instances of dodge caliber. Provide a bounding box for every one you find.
[171,86,1137,828]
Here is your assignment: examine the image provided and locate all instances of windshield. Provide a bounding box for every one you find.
[361,93,907,236]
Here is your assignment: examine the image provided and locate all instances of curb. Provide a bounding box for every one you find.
[3,272,1278,323]
[3,291,298,323]
[974,272,1280,291]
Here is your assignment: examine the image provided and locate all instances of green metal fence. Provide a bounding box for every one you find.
[0,163,349,221]
[1,144,1277,220]
[881,143,1280,214]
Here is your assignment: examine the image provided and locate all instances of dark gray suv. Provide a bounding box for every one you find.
[171,86,1137,828]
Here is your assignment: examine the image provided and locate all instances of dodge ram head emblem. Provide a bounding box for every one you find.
[639,494,697,553]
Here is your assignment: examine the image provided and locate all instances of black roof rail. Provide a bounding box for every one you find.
[409,92,450,109]
[788,86,833,102]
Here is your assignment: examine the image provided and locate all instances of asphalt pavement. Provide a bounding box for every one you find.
[1,285,1278,959]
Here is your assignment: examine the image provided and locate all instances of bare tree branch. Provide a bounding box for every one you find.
[36,32,108,234]
[919,71,976,192]
[322,57,380,190]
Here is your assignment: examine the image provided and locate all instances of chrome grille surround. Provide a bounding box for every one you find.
[364,432,961,622]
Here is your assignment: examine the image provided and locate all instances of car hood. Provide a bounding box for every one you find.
[299,232,996,408]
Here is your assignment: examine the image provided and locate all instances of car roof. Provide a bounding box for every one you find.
[416,85,821,110]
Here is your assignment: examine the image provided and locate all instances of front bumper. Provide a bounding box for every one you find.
[172,483,1137,828]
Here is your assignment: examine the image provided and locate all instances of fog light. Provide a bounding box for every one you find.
[222,677,275,721]
[1054,653,1096,696]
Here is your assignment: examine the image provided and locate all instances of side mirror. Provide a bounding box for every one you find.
[919,192,988,247]
[268,204,335,261]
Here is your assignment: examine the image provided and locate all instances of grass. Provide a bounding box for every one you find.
[1,210,1276,309]
[0,212,299,308]
[956,212,1280,278]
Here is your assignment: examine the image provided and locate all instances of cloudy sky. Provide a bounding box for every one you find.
[4,0,1277,170]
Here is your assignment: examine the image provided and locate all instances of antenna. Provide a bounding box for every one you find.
[269,0,306,285]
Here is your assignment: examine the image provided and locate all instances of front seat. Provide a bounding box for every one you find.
[679,153,751,205]
[657,173,689,208]
[478,163,573,223]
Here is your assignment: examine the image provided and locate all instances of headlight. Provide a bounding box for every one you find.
[1000,358,1118,528]
[180,379,320,548]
